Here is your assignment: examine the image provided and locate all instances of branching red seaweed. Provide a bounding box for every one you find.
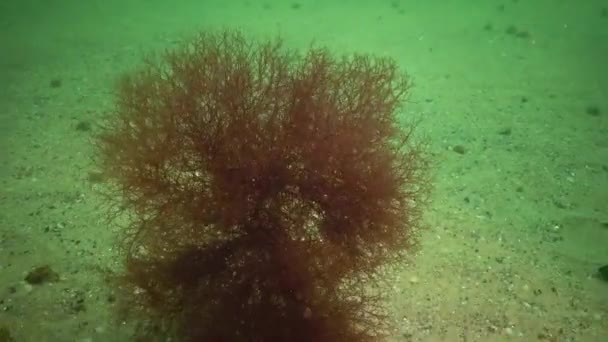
[96,30,430,342]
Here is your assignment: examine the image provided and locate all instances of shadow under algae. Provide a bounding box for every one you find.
[96,29,430,342]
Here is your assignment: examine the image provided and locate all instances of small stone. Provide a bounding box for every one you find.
[303,307,312,319]
[498,127,512,135]
[75,121,92,132]
[452,145,466,154]
[24,265,60,285]
[598,265,608,282]
[49,78,62,88]
[585,105,601,116]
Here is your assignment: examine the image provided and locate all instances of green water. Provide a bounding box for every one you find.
[0,1,606,341]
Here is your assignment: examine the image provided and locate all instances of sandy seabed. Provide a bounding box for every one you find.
[1,1,606,341]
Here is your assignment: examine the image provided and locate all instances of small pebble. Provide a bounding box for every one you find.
[498,128,512,135]
[585,105,601,116]
[49,78,62,88]
[452,145,466,154]
[24,265,59,285]
[76,121,92,132]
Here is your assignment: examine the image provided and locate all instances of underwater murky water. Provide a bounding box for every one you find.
[0,1,606,341]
